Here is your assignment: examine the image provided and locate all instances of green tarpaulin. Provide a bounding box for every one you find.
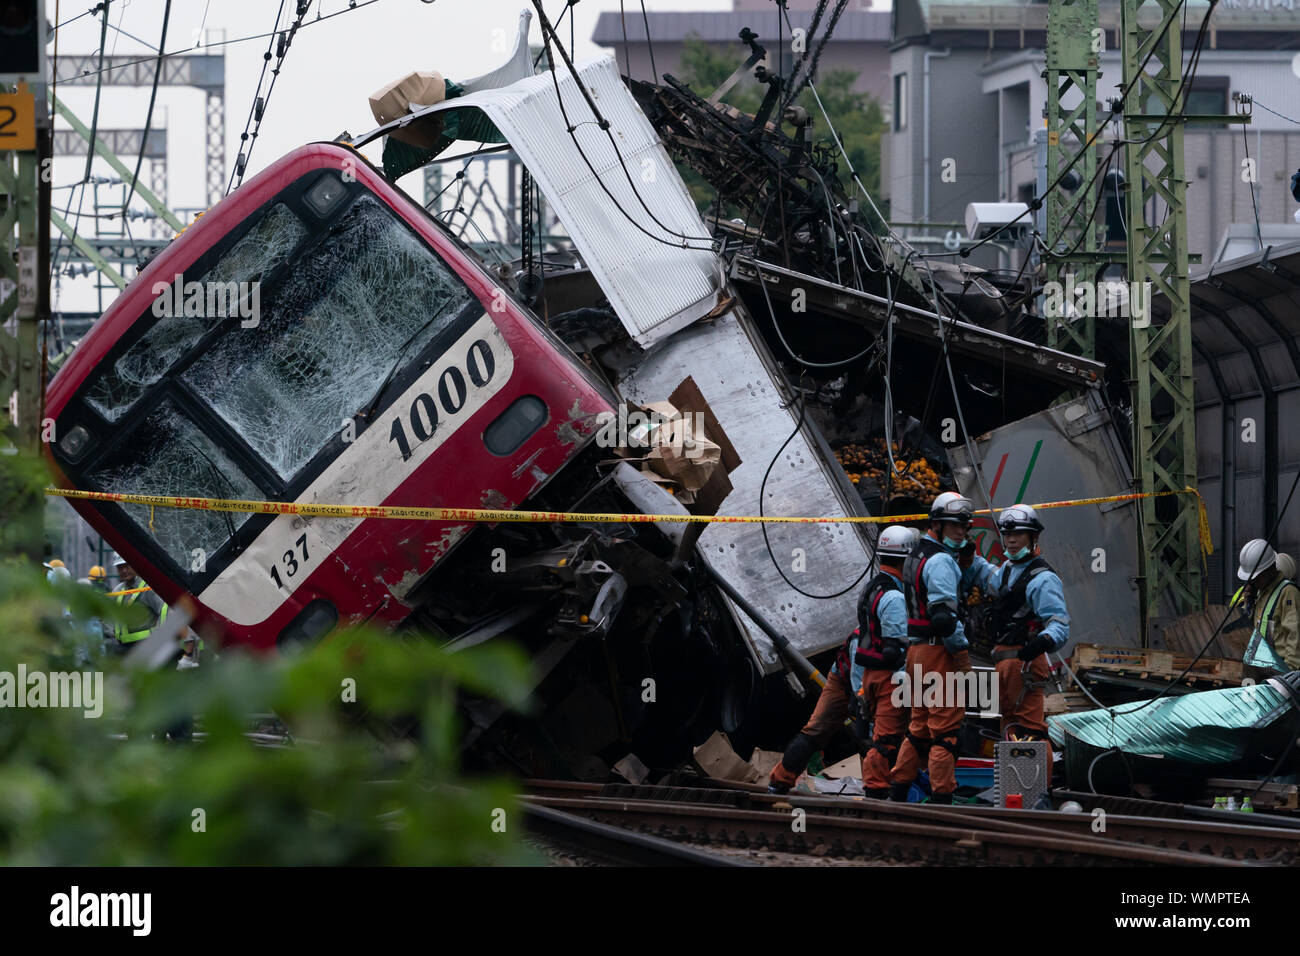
[1048,681,1296,764]
[381,79,508,181]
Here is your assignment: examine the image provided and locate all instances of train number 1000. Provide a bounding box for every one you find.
[388,339,496,462]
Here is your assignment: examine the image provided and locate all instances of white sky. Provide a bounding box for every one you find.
[46,0,745,309]
[48,0,738,211]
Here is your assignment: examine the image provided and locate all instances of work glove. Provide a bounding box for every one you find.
[957,539,976,569]
[951,649,972,673]
[941,632,967,655]
[881,640,907,671]
[1017,635,1055,661]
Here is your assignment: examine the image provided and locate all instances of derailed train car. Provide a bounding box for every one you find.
[44,22,877,773]
[46,10,1145,776]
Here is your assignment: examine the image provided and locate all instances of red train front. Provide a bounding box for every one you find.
[44,143,613,651]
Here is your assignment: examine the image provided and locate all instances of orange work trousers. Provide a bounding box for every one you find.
[859,668,908,790]
[994,644,1053,785]
[889,643,965,796]
[769,667,852,789]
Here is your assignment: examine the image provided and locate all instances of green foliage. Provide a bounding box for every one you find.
[0,455,544,866]
[673,36,888,211]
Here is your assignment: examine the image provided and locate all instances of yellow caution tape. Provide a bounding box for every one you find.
[106,585,152,597]
[43,485,1209,546]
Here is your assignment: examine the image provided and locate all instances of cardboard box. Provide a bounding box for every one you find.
[368,71,447,148]
[632,377,741,515]
[691,731,759,783]
[748,748,785,781]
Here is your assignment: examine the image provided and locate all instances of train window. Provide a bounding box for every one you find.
[182,195,474,481]
[84,397,262,575]
[84,204,308,423]
[484,395,548,455]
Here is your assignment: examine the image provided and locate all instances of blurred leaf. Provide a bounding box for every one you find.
[0,451,543,865]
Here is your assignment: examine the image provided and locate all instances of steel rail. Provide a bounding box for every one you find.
[522,802,752,866]
[522,779,1295,864]
[521,792,1254,867]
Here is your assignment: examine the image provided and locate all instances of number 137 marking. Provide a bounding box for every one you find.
[269,533,309,588]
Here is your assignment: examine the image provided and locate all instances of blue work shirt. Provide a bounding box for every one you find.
[965,554,1071,650]
[918,535,969,652]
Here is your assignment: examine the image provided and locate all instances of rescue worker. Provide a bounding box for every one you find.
[768,525,916,795]
[854,525,915,798]
[110,553,167,655]
[888,492,975,804]
[81,565,112,646]
[964,504,1070,783]
[1236,539,1300,674]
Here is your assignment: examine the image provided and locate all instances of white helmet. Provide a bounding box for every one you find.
[997,503,1044,533]
[929,492,974,525]
[1277,553,1297,581]
[1238,538,1277,581]
[878,525,919,558]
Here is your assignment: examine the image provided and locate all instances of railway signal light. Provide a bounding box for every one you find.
[0,0,46,86]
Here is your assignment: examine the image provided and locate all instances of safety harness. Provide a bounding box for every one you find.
[987,557,1053,646]
[903,536,949,639]
[856,571,907,670]
[987,558,1058,707]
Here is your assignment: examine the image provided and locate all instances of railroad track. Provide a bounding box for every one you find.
[522,779,1298,866]
[522,801,751,866]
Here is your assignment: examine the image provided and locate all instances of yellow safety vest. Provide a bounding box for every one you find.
[115,591,167,643]
[1243,579,1293,672]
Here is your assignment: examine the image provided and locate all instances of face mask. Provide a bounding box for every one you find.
[1007,546,1032,562]
[942,533,964,551]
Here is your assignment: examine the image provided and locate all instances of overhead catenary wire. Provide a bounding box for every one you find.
[123,0,171,213]
[229,1,316,194]
[62,0,391,84]
[1251,99,1300,126]
[1242,122,1264,252]
[639,0,657,83]
[785,0,849,108]
[954,0,1215,264]
[226,0,287,195]
[83,1,111,184]
[530,0,715,251]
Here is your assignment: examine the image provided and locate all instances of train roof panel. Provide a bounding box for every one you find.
[360,55,723,350]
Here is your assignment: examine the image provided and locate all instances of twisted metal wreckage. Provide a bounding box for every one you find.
[56,7,1287,786]
[340,8,1166,779]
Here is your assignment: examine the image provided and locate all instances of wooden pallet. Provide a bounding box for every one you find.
[1044,691,1094,715]
[1073,643,1243,688]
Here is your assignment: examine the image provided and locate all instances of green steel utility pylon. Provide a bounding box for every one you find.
[1120,0,1202,633]
[1043,0,1101,357]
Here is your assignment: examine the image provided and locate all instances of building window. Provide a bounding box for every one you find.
[1143,76,1228,126]
[1186,77,1229,126]
[894,73,907,132]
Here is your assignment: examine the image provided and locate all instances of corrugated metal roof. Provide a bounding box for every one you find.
[592,10,891,45]
[370,56,721,348]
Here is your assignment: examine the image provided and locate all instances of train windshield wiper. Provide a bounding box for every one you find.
[185,439,238,545]
[359,300,456,425]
